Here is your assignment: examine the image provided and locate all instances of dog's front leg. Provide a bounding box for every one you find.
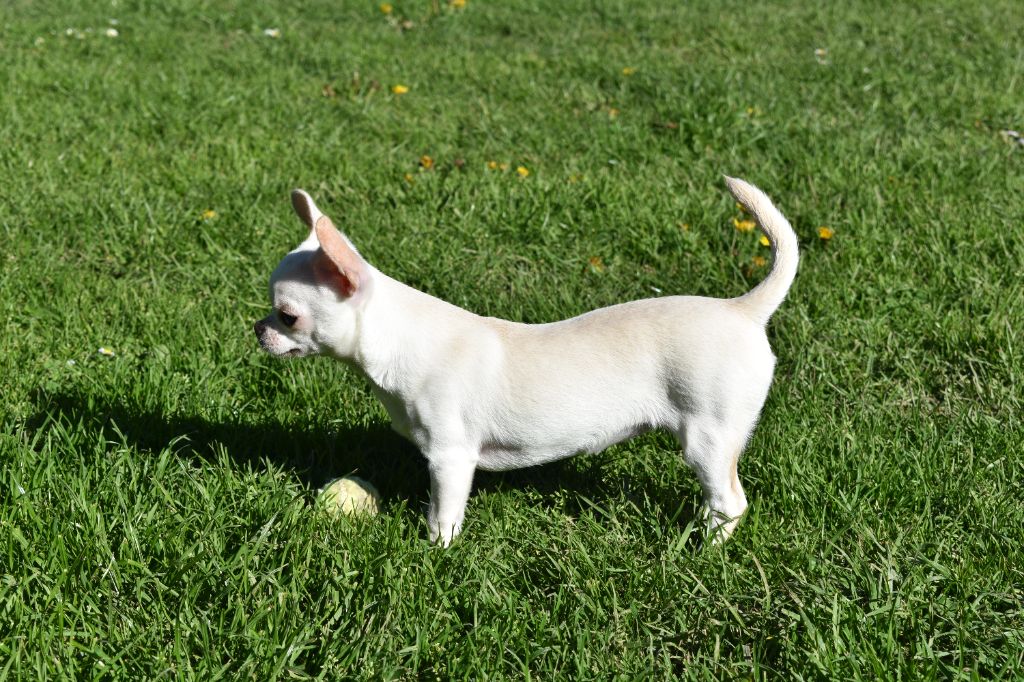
[426,450,478,546]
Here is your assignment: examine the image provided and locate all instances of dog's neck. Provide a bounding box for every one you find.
[351,269,479,396]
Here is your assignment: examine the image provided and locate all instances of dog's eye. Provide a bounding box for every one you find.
[278,311,298,328]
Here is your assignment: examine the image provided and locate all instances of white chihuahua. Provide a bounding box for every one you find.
[255,177,798,546]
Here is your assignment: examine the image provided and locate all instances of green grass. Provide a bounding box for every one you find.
[2,0,1023,677]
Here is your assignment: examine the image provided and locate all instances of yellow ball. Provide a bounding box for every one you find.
[317,476,381,517]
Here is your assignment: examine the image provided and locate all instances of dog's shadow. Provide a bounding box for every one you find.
[27,389,429,501]
[28,391,699,533]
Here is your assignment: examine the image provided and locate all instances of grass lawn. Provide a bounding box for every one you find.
[2,0,1022,677]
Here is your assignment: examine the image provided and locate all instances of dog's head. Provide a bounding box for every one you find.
[254,190,371,359]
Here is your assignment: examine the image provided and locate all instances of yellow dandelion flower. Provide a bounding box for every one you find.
[403,172,414,183]
[759,234,770,247]
[420,155,434,170]
[201,209,217,220]
[751,255,767,268]
[516,165,529,177]
[486,160,499,170]
[391,84,409,95]
[380,3,393,14]
[450,0,466,7]
[817,226,835,240]
[733,217,756,232]
[622,67,636,76]
[735,202,747,213]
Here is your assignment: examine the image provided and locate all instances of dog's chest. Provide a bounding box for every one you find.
[366,383,415,440]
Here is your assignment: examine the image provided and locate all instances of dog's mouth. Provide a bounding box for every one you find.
[255,325,306,358]
[256,337,305,358]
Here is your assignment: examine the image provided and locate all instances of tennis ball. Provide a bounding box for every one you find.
[317,476,381,517]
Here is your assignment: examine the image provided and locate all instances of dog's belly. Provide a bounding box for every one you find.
[476,423,652,472]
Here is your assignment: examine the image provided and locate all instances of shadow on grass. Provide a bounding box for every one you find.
[26,389,428,501]
[26,390,700,534]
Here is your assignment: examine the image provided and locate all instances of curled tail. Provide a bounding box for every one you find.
[724,176,799,326]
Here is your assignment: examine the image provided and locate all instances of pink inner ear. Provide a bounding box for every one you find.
[314,216,362,297]
[313,252,357,297]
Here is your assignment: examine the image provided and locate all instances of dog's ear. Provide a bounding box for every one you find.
[291,189,323,230]
[313,215,365,298]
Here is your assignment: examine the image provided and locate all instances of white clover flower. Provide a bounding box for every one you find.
[105,28,119,38]
[263,28,281,38]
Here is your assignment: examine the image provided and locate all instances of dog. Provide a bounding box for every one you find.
[255,177,798,546]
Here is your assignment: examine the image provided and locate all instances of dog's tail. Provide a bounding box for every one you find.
[724,176,799,326]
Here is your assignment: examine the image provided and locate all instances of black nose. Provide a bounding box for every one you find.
[254,320,267,338]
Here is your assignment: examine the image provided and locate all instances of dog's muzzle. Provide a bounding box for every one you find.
[254,319,268,348]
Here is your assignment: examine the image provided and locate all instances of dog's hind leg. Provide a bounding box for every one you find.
[674,417,754,542]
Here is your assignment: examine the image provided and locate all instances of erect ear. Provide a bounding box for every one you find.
[291,189,324,230]
[313,215,366,298]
